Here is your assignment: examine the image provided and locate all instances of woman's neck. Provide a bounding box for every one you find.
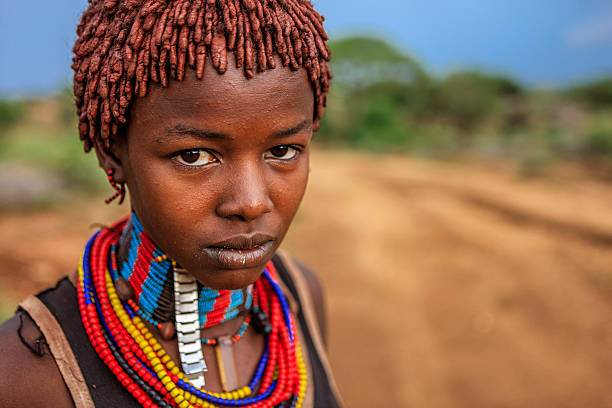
[115,212,253,329]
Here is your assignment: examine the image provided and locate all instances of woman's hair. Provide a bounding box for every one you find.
[72,0,331,153]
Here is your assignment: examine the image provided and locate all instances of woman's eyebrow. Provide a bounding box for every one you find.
[273,119,311,138]
[158,120,311,144]
[157,125,227,143]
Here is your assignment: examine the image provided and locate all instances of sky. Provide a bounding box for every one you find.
[1,0,612,96]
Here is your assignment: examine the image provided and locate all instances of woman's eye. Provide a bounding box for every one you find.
[265,145,300,161]
[173,149,216,167]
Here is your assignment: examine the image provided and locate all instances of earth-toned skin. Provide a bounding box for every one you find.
[0,57,326,407]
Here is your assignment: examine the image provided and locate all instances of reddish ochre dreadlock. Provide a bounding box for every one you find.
[72,0,331,153]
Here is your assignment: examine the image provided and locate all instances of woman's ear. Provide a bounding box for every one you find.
[93,138,127,184]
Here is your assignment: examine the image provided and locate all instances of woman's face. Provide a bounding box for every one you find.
[113,58,314,289]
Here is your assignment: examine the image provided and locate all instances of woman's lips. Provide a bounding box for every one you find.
[201,234,275,269]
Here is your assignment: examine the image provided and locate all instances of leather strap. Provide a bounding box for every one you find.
[276,251,344,407]
[19,295,94,408]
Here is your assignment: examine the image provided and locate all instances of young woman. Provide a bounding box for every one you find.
[0,1,342,407]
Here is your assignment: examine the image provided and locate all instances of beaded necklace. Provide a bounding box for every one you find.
[78,219,307,408]
[117,214,253,335]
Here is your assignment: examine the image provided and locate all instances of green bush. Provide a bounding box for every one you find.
[567,77,612,109]
[317,36,532,155]
[584,118,612,156]
[433,71,522,130]
[0,99,26,129]
[348,97,412,151]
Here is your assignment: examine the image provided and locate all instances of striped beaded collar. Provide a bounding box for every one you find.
[116,213,253,330]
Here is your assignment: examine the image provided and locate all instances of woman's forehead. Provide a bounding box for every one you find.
[131,60,314,127]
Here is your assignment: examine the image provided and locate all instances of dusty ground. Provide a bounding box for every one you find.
[2,150,612,407]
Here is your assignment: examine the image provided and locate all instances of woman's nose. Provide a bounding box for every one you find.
[215,163,273,222]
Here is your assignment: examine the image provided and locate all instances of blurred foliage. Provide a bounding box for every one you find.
[0,99,26,130]
[566,78,612,109]
[330,36,430,87]
[0,92,105,208]
[1,34,612,205]
[317,35,612,168]
[583,116,612,157]
[0,129,105,193]
[58,86,78,127]
[433,71,522,131]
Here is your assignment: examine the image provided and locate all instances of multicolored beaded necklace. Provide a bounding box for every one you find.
[116,213,254,338]
[78,217,307,408]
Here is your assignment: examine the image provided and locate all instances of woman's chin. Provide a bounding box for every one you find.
[191,266,266,290]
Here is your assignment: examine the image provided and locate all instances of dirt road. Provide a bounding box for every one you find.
[2,150,612,407]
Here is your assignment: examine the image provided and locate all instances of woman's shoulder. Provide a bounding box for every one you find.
[0,311,74,408]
